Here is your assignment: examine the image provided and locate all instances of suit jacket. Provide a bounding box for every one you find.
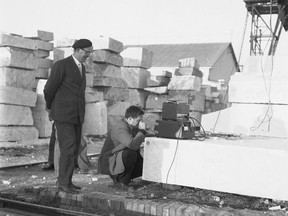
[44,55,86,125]
[98,117,146,175]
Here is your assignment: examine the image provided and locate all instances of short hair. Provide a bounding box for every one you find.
[125,106,144,119]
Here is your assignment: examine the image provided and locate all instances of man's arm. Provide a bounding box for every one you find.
[43,61,65,109]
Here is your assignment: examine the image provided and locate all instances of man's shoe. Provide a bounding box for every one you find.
[70,183,81,190]
[58,185,78,194]
[42,163,54,171]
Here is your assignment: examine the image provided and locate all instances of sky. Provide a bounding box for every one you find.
[1,0,288,65]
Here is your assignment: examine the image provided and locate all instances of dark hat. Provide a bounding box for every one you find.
[72,39,92,49]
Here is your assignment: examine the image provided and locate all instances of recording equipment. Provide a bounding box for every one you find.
[154,101,200,139]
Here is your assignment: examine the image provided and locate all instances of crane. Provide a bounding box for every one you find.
[243,0,288,55]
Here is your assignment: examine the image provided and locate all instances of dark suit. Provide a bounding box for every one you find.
[98,117,145,185]
[44,55,86,187]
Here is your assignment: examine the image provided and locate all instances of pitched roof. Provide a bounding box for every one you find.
[125,42,238,69]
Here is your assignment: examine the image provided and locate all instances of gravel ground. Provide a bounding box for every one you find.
[1,138,288,215]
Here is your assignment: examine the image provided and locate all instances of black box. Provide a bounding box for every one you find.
[162,102,190,121]
[155,120,195,139]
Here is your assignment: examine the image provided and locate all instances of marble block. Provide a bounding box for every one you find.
[168,75,202,91]
[0,126,39,141]
[0,47,37,70]
[0,104,33,126]
[92,63,121,77]
[122,47,153,69]
[31,94,52,138]
[168,90,205,112]
[82,101,107,136]
[0,33,37,50]
[174,67,203,77]
[146,93,168,110]
[96,87,129,101]
[92,50,123,67]
[0,67,35,90]
[121,67,150,89]
[0,86,37,107]
[178,58,200,69]
[85,88,104,103]
[93,76,128,88]
[92,36,123,53]
[143,136,288,201]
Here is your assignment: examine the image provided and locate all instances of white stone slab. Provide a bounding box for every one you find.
[0,86,37,107]
[82,102,107,136]
[0,33,37,50]
[0,47,37,69]
[31,94,52,138]
[92,50,123,67]
[0,67,35,90]
[143,137,288,201]
[168,75,202,91]
[91,36,123,53]
[37,30,54,42]
[0,104,33,126]
[122,47,153,69]
[121,67,150,89]
[0,126,39,141]
[201,103,288,138]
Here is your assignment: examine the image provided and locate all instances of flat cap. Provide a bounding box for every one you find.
[72,39,92,49]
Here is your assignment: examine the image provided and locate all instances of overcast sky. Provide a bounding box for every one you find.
[1,0,287,65]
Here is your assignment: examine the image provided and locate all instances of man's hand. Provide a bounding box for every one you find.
[138,121,146,130]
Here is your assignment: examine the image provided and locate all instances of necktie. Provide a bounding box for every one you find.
[78,63,82,77]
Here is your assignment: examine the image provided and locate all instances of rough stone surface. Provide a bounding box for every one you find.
[168,75,202,91]
[92,36,123,53]
[0,126,39,141]
[0,104,34,126]
[168,90,205,112]
[85,88,104,103]
[92,63,121,77]
[122,47,153,69]
[121,67,150,89]
[93,76,128,88]
[0,47,37,69]
[82,102,107,136]
[146,93,168,110]
[0,86,37,107]
[0,33,37,50]
[31,94,52,138]
[92,50,123,67]
[0,67,36,90]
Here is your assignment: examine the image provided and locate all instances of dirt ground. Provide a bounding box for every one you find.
[0,140,288,214]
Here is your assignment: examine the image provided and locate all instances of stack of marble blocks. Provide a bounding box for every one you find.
[0,31,53,141]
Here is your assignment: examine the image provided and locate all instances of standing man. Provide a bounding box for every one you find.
[44,39,93,193]
[98,106,147,190]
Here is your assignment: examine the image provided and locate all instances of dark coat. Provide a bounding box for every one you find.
[44,56,86,125]
[98,117,146,175]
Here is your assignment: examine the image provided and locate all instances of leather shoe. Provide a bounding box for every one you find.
[58,185,78,194]
[42,163,54,171]
[70,183,81,190]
